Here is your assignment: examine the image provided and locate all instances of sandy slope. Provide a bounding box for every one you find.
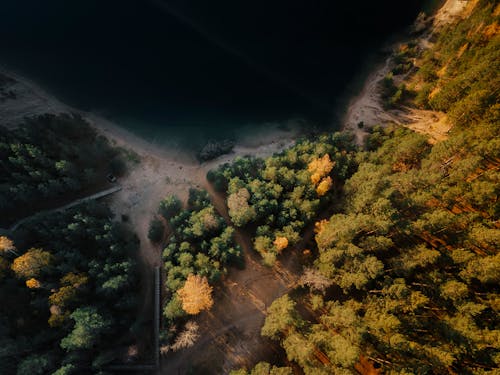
[341,0,467,145]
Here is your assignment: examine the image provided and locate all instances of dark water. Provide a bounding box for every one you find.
[0,0,424,148]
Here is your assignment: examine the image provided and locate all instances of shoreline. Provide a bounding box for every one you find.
[0,65,300,164]
[0,0,466,268]
[0,65,299,162]
[0,65,300,270]
[340,0,467,145]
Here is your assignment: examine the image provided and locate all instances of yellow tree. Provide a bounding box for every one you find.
[308,154,334,186]
[274,236,289,253]
[48,272,89,327]
[11,248,51,279]
[26,278,41,289]
[49,273,88,307]
[177,274,213,315]
[0,236,19,256]
[316,176,333,196]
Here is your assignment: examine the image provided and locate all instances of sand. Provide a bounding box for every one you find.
[0,67,298,268]
[342,56,402,145]
[341,0,468,146]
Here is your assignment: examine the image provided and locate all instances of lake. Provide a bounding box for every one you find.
[0,0,425,148]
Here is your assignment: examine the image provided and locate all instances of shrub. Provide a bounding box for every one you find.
[158,195,182,220]
[148,218,165,243]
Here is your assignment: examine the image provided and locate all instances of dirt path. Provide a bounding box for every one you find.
[158,177,301,374]
[3,185,122,232]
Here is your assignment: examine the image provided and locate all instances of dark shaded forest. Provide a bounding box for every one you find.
[0,114,126,226]
[1,203,141,374]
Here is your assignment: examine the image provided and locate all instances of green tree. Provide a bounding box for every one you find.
[60,307,111,351]
[261,295,299,340]
[16,354,51,375]
[148,218,165,243]
[51,364,76,375]
[158,195,182,220]
[227,188,257,227]
[164,295,186,321]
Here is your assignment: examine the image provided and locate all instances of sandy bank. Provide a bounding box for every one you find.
[341,0,467,145]
[0,66,299,268]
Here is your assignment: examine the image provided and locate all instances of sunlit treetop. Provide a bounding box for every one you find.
[177,274,214,315]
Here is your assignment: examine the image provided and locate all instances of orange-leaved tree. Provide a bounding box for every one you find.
[274,236,289,253]
[0,236,19,256]
[26,278,42,289]
[308,154,334,185]
[316,176,333,196]
[177,274,213,315]
[11,248,51,279]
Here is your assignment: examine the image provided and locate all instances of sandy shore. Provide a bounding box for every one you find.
[0,66,298,268]
[342,56,400,145]
[341,0,466,145]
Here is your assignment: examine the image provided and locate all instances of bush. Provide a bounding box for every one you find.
[148,218,165,243]
[158,195,182,220]
[109,156,127,176]
[415,83,433,108]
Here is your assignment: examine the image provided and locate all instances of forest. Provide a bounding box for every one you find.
[149,189,242,352]
[0,0,498,374]
[223,1,499,373]
[1,203,140,374]
[0,114,126,227]
[0,115,141,374]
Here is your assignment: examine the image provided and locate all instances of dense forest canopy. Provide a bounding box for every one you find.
[1,203,140,374]
[0,114,140,374]
[208,133,357,266]
[0,114,126,226]
[225,1,499,373]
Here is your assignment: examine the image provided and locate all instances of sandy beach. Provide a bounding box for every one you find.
[0,66,299,268]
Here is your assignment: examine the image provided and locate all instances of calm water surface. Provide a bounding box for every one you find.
[0,0,424,148]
